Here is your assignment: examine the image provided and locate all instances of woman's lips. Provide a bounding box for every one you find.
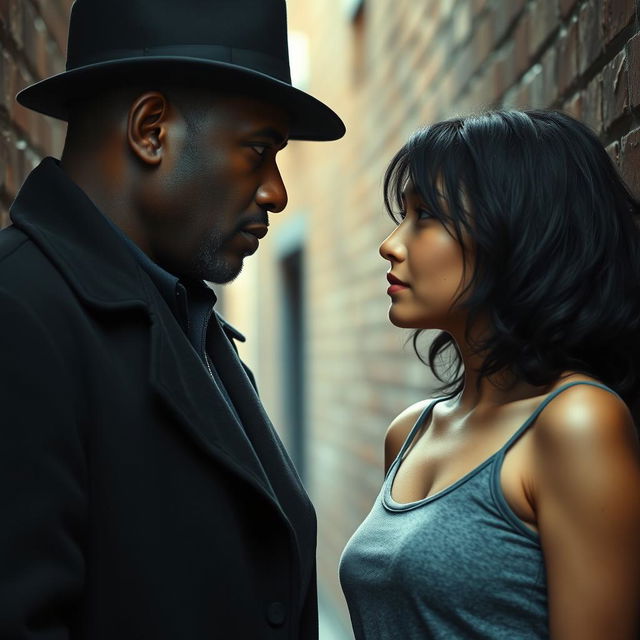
[386,272,409,295]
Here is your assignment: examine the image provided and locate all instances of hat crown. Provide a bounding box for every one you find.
[67,0,290,75]
[17,0,345,140]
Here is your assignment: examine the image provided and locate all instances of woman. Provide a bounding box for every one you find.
[339,110,640,639]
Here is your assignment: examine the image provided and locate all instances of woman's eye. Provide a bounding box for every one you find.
[416,208,433,221]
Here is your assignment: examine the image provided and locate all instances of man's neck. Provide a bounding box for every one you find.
[60,149,150,255]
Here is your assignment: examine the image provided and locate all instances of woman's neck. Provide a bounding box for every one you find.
[449,329,551,413]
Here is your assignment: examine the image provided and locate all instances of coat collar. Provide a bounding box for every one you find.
[11,157,151,311]
[10,159,312,530]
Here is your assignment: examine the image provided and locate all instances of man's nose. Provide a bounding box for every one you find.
[256,163,288,213]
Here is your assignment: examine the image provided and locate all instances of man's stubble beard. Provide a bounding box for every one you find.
[191,227,244,284]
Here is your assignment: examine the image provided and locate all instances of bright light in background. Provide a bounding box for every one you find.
[288,30,310,90]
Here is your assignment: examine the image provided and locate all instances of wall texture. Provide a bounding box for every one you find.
[0,0,70,227]
[2,1,639,638]
[223,0,640,636]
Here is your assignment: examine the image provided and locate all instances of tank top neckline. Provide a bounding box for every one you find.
[383,380,618,512]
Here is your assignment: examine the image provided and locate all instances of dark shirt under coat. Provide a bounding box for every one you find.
[0,158,317,638]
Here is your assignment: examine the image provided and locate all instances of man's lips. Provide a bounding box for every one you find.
[241,224,269,239]
[237,223,269,256]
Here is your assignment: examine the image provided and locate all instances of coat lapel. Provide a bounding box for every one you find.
[10,158,287,513]
[206,313,314,533]
[142,276,282,505]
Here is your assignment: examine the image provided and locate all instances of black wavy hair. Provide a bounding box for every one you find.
[383,109,640,411]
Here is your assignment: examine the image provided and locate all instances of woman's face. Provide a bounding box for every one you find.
[378,183,469,330]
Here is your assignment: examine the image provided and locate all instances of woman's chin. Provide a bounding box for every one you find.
[388,308,418,329]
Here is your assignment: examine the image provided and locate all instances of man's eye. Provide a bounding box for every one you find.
[250,144,268,156]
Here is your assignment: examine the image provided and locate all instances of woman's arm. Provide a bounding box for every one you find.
[533,385,640,639]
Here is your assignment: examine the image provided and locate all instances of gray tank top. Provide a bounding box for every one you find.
[339,381,617,639]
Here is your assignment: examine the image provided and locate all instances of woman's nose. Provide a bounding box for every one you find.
[379,226,406,262]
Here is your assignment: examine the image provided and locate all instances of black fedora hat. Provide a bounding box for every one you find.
[17,0,345,141]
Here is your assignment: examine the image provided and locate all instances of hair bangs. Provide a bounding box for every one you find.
[383,121,472,233]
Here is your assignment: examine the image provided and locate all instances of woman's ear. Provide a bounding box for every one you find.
[127,91,169,166]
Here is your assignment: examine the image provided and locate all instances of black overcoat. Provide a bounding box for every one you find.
[0,159,318,639]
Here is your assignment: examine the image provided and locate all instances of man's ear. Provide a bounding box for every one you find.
[127,91,169,166]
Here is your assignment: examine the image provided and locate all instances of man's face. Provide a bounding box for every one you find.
[137,93,290,283]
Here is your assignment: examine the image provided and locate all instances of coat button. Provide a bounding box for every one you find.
[266,601,287,627]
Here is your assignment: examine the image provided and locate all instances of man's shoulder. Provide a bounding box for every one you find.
[0,223,78,311]
[0,224,30,265]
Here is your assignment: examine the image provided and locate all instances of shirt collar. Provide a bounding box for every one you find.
[96,206,218,331]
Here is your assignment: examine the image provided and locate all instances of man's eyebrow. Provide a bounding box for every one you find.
[247,126,288,148]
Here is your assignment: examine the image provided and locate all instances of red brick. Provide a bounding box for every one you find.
[557,18,578,95]
[32,0,69,57]
[508,0,529,23]
[530,0,559,59]
[472,17,494,73]
[628,32,640,109]
[603,0,636,45]
[472,0,489,15]
[13,98,32,139]
[9,0,23,49]
[516,75,534,107]
[562,91,582,119]
[582,72,603,133]
[451,46,474,96]
[514,9,532,77]
[0,131,6,194]
[541,44,558,106]
[2,50,16,113]
[620,127,640,198]
[0,46,4,112]
[45,40,65,77]
[494,0,527,43]
[3,129,19,198]
[578,0,604,75]
[560,0,580,18]
[494,41,517,98]
[602,50,629,130]
[22,4,49,79]
[0,0,9,28]
[606,140,620,166]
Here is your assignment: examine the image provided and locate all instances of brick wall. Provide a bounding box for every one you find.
[3,1,639,637]
[0,0,71,228]
[223,0,640,636]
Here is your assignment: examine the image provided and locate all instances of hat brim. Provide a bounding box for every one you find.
[16,56,346,142]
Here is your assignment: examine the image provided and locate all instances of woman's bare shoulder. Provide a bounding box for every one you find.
[530,376,640,637]
[532,375,639,496]
[384,398,439,473]
[537,376,636,449]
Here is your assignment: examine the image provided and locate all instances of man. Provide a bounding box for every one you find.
[0,0,344,637]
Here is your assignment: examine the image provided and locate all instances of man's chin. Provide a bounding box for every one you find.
[203,260,244,285]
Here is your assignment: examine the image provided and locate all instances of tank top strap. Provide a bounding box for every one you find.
[393,396,452,465]
[499,380,621,454]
